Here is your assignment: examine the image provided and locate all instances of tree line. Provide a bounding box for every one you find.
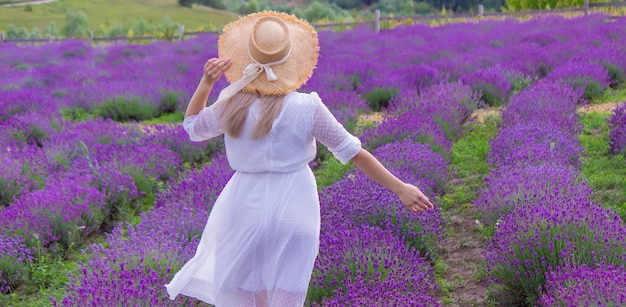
[178,0,511,19]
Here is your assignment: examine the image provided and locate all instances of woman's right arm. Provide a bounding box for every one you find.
[183,58,231,142]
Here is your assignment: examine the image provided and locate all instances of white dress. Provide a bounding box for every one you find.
[165,91,361,306]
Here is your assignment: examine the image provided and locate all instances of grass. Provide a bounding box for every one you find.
[439,115,500,211]
[579,112,626,220]
[592,87,626,104]
[0,0,26,5]
[0,0,238,33]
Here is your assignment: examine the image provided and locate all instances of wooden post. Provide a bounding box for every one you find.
[478,4,484,16]
[374,9,380,33]
[178,24,184,41]
[0,32,4,43]
[89,30,94,42]
[584,0,589,15]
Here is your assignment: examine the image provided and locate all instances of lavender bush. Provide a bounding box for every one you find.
[608,103,626,156]
[0,172,107,251]
[487,121,583,168]
[460,66,514,107]
[62,154,233,306]
[545,61,611,101]
[320,140,447,261]
[310,223,437,304]
[317,275,442,307]
[476,163,592,225]
[390,82,483,141]
[500,80,582,135]
[485,198,626,305]
[0,234,32,295]
[538,263,626,307]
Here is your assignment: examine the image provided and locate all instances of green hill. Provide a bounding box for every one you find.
[0,0,238,33]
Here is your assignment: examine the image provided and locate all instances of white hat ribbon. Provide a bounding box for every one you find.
[210,47,292,110]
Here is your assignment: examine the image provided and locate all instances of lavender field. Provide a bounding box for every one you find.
[1,13,626,307]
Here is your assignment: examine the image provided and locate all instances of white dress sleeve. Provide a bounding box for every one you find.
[311,92,362,164]
[182,105,225,142]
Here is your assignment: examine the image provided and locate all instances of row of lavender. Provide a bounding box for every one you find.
[2,14,625,124]
[476,79,626,305]
[609,103,626,156]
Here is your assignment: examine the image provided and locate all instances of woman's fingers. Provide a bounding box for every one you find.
[205,58,231,79]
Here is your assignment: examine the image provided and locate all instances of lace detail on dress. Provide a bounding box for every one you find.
[311,92,362,164]
[183,104,225,142]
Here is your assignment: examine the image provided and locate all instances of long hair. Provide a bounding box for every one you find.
[220,91,285,139]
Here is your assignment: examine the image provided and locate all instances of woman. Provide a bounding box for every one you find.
[165,11,434,307]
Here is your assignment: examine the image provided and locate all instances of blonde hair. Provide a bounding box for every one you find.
[220,91,285,139]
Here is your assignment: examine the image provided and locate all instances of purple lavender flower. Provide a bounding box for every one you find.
[544,61,611,101]
[608,103,626,155]
[317,275,442,307]
[460,66,514,107]
[311,223,437,304]
[0,234,32,294]
[538,263,626,307]
[476,163,592,225]
[0,171,107,250]
[485,198,626,305]
[501,81,582,135]
[62,155,233,306]
[487,121,583,168]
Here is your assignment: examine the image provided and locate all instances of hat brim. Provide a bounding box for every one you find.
[218,11,319,96]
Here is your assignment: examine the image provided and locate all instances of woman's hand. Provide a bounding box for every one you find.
[184,58,232,118]
[201,58,232,86]
[396,183,434,213]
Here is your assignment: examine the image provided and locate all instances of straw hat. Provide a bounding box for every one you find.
[212,11,319,108]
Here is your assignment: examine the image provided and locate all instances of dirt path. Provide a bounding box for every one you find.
[470,102,622,124]
[438,202,489,306]
[0,0,56,8]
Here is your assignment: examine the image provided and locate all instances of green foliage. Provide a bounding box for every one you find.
[362,87,398,111]
[127,168,158,211]
[5,23,29,39]
[60,107,94,122]
[439,116,499,210]
[240,0,260,14]
[178,0,194,7]
[142,112,184,125]
[11,124,48,147]
[476,84,505,107]
[579,112,626,220]
[313,150,354,190]
[331,0,365,9]
[491,222,626,306]
[61,11,89,38]
[371,0,419,14]
[580,81,604,101]
[0,255,29,294]
[43,21,60,39]
[159,91,181,114]
[292,2,348,22]
[24,4,33,12]
[594,88,626,105]
[603,63,625,89]
[157,15,178,41]
[506,0,584,11]
[96,97,160,122]
[509,74,532,94]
